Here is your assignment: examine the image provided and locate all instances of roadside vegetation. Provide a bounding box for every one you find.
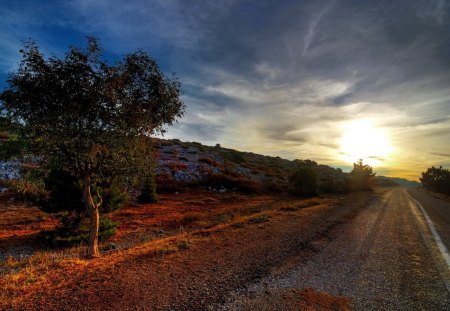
[0,38,390,309]
[420,166,450,195]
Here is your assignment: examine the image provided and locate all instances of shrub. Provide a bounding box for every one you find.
[420,166,450,195]
[205,173,263,193]
[288,160,318,197]
[47,216,117,248]
[100,177,128,213]
[199,157,219,166]
[346,159,375,191]
[42,169,84,214]
[319,179,345,193]
[138,174,158,203]
[8,179,49,204]
[166,161,188,172]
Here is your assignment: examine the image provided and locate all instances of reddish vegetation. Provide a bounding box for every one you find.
[0,187,375,310]
[0,192,58,250]
[110,191,277,244]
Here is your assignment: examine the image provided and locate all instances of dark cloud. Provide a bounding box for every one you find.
[1,0,449,178]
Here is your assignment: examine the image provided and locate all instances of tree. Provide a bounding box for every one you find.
[0,38,184,257]
[0,116,30,160]
[347,159,375,191]
[420,166,450,195]
[137,172,158,203]
[288,159,318,196]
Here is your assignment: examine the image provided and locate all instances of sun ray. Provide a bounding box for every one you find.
[339,120,392,166]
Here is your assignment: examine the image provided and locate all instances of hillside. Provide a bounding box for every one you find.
[375,176,421,188]
[154,138,346,193]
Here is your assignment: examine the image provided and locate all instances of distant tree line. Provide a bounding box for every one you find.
[288,159,375,197]
[420,166,450,195]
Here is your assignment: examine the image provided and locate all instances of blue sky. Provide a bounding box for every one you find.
[1,0,449,179]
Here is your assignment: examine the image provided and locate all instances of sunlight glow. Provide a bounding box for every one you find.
[339,120,392,166]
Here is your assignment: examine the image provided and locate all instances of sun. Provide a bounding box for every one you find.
[339,120,392,166]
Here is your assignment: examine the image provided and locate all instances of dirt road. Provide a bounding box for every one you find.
[218,187,450,310]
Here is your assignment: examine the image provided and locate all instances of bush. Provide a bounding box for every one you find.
[138,174,158,203]
[205,173,263,193]
[288,160,318,197]
[100,177,128,213]
[8,179,49,204]
[319,179,345,193]
[42,169,84,214]
[420,166,450,195]
[199,157,219,166]
[7,165,48,204]
[346,160,375,191]
[47,215,117,248]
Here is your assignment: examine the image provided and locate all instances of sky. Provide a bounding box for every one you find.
[0,0,449,180]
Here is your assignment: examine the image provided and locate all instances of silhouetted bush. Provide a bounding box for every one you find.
[420,166,450,195]
[138,174,158,203]
[100,177,128,212]
[42,169,84,214]
[205,173,263,193]
[288,160,319,197]
[319,179,345,193]
[346,159,375,192]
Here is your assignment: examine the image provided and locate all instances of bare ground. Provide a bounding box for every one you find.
[0,190,377,310]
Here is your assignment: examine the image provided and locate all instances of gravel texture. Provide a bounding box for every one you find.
[216,188,450,310]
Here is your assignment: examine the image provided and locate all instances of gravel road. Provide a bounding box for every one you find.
[218,187,450,310]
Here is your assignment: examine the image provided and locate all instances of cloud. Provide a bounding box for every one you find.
[1,0,449,179]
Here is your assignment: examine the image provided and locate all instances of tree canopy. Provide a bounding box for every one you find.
[420,166,450,195]
[0,37,185,257]
[347,159,375,191]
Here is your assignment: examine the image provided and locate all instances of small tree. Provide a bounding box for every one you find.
[0,38,184,257]
[347,159,375,191]
[138,172,158,203]
[420,166,450,195]
[288,159,318,197]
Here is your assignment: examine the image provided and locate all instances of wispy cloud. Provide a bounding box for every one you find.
[302,0,336,55]
[1,0,449,179]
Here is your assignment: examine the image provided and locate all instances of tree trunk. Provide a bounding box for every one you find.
[82,175,100,258]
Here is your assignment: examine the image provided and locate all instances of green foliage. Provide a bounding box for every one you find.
[420,166,450,195]
[288,160,319,197]
[0,37,183,188]
[0,38,184,255]
[347,159,375,191]
[7,179,49,204]
[6,166,48,204]
[47,216,118,248]
[42,170,128,214]
[98,218,118,241]
[0,116,30,160]
[42,169,84,214]
[138,174,158,203]
[100,177,128,212]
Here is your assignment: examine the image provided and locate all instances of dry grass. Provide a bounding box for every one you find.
[0,189,339,309]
